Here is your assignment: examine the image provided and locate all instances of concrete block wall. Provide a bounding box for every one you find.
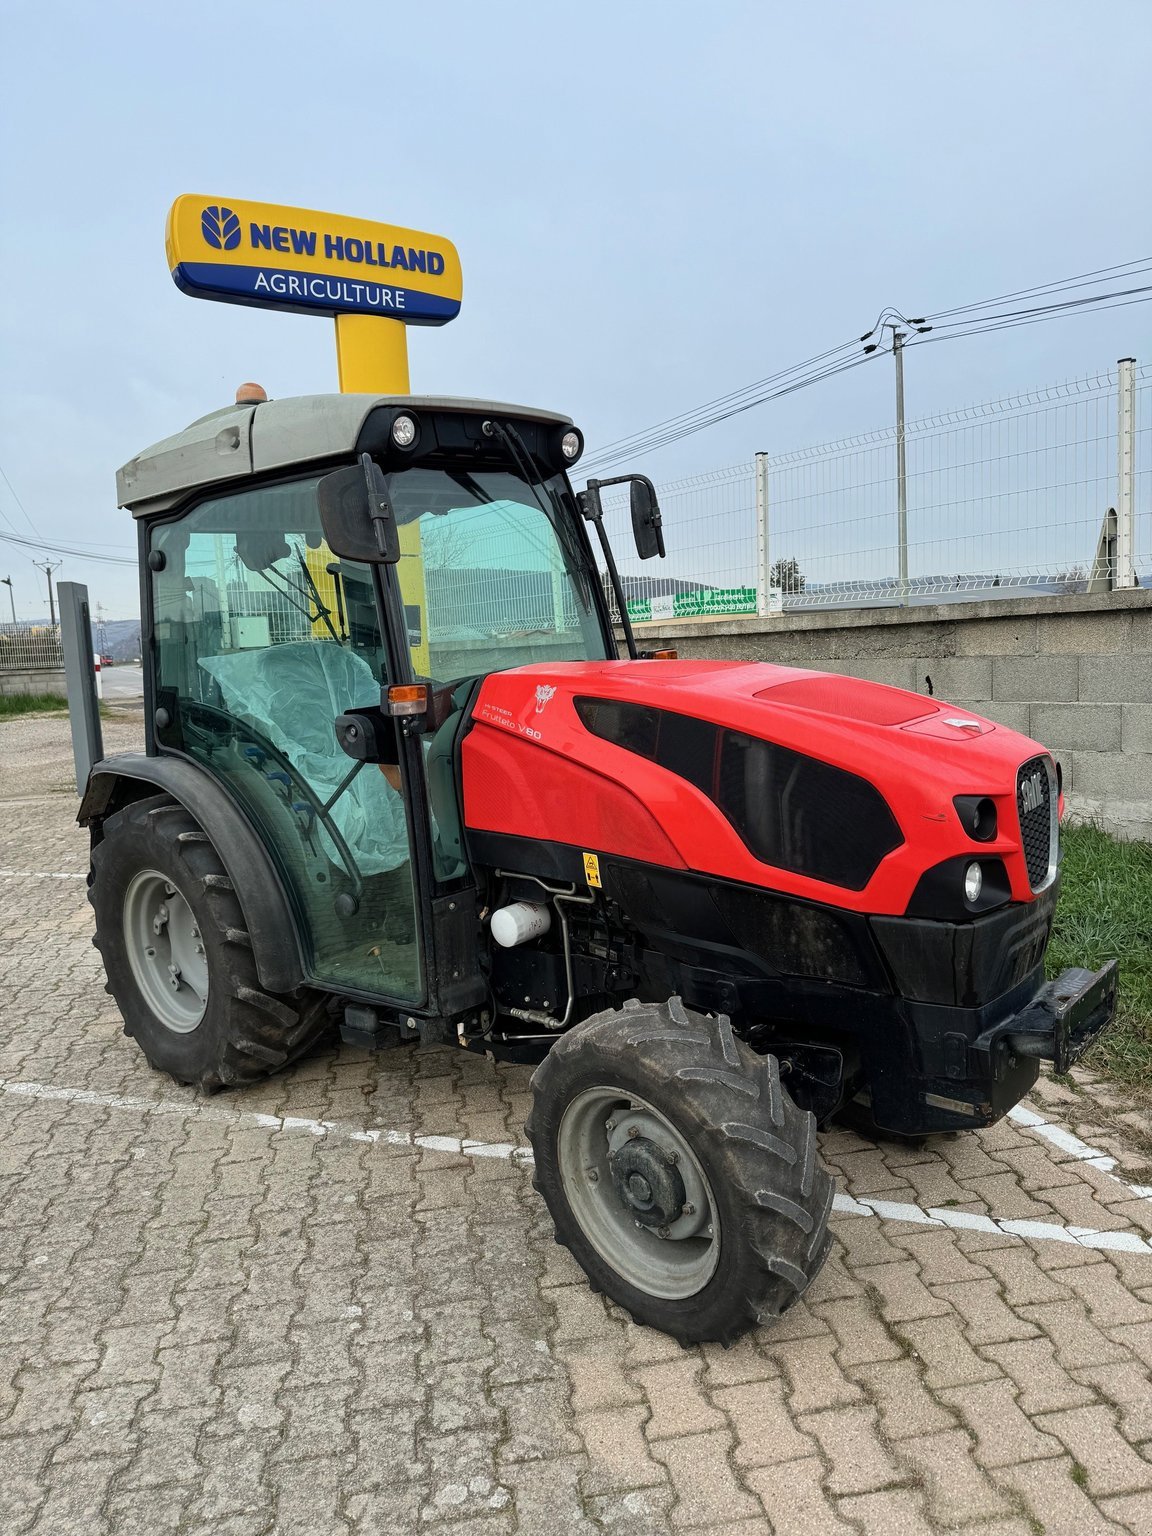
[626,589,1152,842]
[0,668,67,699]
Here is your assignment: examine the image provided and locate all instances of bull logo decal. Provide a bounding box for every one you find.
[535,685,557,715]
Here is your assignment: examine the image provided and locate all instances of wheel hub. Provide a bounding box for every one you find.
[122,869,209,1034]
[609,1138,686,1227]
[557,1089,719,1300]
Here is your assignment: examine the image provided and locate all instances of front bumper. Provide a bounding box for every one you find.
[974,961,1119,1076]
[867,958,1121,1135]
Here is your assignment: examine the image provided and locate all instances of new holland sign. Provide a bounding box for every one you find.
[166,195,463,324]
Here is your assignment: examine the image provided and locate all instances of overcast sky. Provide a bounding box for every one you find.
[2,0,1150,617]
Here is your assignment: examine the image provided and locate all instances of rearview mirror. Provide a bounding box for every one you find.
[318,453,400,564]
[579,474,665,561]
[629,477,665,561]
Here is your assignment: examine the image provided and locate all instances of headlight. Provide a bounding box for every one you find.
[906,855,1011,919]
[391,413,418,449]
[552,425,583,467]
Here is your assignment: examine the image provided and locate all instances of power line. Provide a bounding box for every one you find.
[924,256,1152,322]
[0,461,42,539]
[580,257,1152,474]
[910,290,1152,350]
[580,336,866,467]
[580,350,879,474]
[0,457,134,559]
[0,527,136,566]
[924,280,1152,334]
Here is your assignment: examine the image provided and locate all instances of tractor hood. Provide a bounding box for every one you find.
[460,659,1057,917]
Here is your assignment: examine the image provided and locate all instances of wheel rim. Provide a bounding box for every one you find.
[122,869,209,1033]
[557,1087,720,1300]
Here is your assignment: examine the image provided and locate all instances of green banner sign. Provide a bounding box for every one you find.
[626,587,758,623]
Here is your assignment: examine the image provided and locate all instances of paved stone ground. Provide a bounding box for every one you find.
[1,709,1151,1536]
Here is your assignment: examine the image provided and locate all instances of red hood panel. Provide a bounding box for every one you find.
[461,658,1052,915]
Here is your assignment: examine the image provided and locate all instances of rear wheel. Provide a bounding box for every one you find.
[526,996,834,1345]
[90,794,329,1091]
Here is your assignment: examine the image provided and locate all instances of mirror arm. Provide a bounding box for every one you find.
[584,473,665,561]
[580,486,638,660]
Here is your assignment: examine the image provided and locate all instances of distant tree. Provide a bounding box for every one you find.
[769,556,806,593]
[1054,565,1088,595]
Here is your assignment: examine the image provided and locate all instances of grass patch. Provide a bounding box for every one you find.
[0,691,68,719]
[1049,822,1152,1096]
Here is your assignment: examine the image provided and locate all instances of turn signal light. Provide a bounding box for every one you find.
[640,648,678,660]
[384,684,428,717]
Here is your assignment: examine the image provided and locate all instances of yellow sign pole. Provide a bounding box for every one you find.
[334,312,411,394]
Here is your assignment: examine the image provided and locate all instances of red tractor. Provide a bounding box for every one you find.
[82,392,1116,1343]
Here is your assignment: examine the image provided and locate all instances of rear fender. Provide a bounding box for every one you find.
[78,752,307,994]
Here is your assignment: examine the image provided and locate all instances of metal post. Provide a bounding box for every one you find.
[58,581,104,794]
[894,330,909,605]
[754,451,770,617]
[1116,357,1136,589]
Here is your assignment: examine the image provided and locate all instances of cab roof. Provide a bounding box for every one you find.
[116,392,574,517]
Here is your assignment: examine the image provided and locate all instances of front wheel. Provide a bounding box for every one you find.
[526,997,834,1345]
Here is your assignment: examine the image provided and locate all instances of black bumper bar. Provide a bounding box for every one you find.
[973,961,1119,1075]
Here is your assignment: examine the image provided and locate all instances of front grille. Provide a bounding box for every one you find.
[1017,755,1055,890]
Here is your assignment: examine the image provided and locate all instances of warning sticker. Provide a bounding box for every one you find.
[582,852,602,889]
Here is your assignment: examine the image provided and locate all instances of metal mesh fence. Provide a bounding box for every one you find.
[774,373,1120,606]
[600,465,757,623]
[598,364,1150,619]
[0,622,63,671]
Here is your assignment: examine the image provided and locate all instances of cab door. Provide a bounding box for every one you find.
[148,474,424,1002]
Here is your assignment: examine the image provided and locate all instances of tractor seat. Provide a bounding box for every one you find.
[198,640,409,876]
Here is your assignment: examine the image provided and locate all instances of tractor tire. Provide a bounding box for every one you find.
[89,794,330,1092]
[526,996,833,1345]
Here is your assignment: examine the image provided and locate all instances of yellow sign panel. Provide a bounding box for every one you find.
[166,195,462,326]
[583,852,602,889]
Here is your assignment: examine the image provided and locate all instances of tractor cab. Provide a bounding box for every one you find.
[114,391,648,1019]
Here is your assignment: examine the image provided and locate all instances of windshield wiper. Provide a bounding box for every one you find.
[485,420,593,614]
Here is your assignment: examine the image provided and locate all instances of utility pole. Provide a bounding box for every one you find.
[1,575,14,625]
[863,315,932,606]
[34,559,62,626]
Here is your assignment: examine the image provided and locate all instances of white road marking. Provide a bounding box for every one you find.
[0,1079,537,1164]
[0,870,86,880]
[2,1077,1149,1256]
[1009,1101,1152,1203]
[1010,1102,1113,1163]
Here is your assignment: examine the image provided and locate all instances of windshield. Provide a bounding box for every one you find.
[384,465,609,681]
